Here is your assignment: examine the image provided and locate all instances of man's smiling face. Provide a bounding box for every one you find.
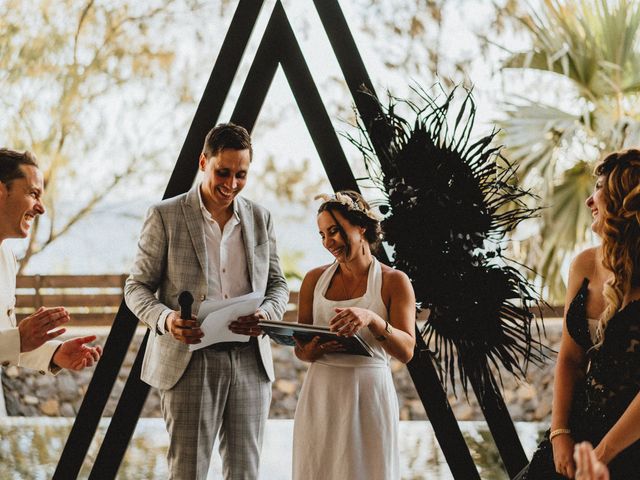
[0,164,45,240]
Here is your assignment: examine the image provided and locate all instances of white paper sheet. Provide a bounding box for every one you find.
[189,291,265,351]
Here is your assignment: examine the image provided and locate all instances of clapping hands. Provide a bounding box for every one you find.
[53,335,102,371]
[19,306,69,352]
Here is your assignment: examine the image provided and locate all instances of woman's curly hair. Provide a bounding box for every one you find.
[595,148,640,348]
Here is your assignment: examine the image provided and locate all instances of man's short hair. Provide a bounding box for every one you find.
[202,123,252,160]
[0,148,39,187]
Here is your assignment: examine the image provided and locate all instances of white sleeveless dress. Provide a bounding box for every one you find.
[292,258,400,480]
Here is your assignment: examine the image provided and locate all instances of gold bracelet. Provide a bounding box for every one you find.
[374,320,393,341]
[549,428,571,441]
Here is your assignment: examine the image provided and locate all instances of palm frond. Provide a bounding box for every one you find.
[348,86,548,400]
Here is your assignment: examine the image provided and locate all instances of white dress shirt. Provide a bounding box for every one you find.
[157,184,251,333]
[197,186,251,301]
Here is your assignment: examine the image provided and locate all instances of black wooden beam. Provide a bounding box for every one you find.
[53,304,139,479]
[88,334,150,480]
[312,0,380,126]
[232,2,357,193]
[166,0,267,197]
[312,1,481,478]
[229,10,279,131]
[470,376,529,477]
[408,333,481,479]
[56,1,524,478]
[55,2,267,479]
[274,2,357,192]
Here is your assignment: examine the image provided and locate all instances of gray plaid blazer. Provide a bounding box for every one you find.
[124,186,289,390]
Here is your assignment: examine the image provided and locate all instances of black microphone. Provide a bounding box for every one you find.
[178,291,194,320]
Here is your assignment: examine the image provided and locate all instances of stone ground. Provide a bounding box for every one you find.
[1,322,561,422]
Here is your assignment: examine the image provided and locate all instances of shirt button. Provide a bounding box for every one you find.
[224,294,228,299]
[39,370,46,375]
[222,268,226,274]
[7,308,13,317]
[200,295,205,301]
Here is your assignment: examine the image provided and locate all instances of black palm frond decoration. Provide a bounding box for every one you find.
[349,85,548,397]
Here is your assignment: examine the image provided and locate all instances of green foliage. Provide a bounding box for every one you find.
[496,0,640,301]
[0,0,197,271]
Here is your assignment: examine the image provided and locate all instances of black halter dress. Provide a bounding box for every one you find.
[518,279,640,479]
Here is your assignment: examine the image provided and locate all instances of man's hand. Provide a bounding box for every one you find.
[166,311,203,345]
[19,306,69,353]
[229,310,266,336]
[53,335,102,371]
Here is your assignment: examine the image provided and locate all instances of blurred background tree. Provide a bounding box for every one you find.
[493,0,640,301]
[0,0,204,271]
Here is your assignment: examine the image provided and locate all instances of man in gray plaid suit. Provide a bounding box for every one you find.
[125,123,289,479]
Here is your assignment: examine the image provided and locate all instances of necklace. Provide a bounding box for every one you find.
[339,268,367,299]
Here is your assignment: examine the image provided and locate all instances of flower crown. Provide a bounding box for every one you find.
[314,192,384,221]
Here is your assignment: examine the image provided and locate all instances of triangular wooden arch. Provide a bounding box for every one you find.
[54,1,526,478]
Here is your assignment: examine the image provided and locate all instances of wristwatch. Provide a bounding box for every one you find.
[374,320,393,341]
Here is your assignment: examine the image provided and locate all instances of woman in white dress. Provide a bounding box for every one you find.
[292,190,416,480]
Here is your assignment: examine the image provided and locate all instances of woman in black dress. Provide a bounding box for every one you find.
[516,149,640,479]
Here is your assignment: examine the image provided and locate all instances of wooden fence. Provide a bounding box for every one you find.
[15,275,301,326]
[15,274,562,326]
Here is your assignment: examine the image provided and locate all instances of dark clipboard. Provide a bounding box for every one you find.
[258,319,374,357]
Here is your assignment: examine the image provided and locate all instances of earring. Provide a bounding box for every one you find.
[361,238,365,255]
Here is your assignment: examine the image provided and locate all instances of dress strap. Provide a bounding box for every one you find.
[365,257,382,300]
[313,261,339,299]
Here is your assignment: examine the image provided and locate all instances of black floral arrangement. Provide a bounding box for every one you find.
[349,86,547,397]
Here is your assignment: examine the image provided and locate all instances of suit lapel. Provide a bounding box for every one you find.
[238,197,255,290]
[182,187,208,276]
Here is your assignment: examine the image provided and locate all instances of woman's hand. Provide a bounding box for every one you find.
[551,434,576,478]
[574,442,610,480]
[329,307,374,337]
[294,336,344,362]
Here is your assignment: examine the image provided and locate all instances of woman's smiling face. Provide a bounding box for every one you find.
[317,210,364,262]
[585,175,606,235]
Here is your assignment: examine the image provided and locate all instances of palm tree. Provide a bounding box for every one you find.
[497,0,640,301]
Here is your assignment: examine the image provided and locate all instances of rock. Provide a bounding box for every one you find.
[0,326,564,422]
[391,360,404,373]
[274,379,297,396]
[36,380,57,399]
[508,403,524,420]
[455,403,474,421]
[400,407,410,421]
[60,402,76,417]
[534,396,553,420]
[516,384,536,402]
[57,375,80,402]
[40,399,60,416]
[23,395,39,406]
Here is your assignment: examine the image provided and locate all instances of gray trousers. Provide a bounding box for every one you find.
[160,344,271,480]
